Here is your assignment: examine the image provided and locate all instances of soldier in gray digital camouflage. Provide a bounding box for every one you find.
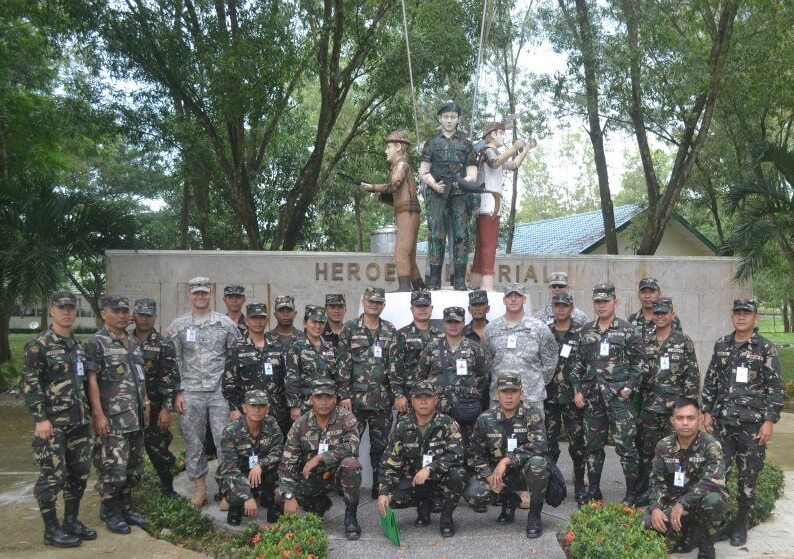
[393,290,439,415]
[285,306,337,419]
[85,295,148,535]
[571,282,647,506]
[336,286,398,501]
[627,278,682,340]
[323,293,347,348]
[166,277,240,508]
[279,379,362,540]
[377,380,467,538]
[463,373,548,538]
[220,389,283,526]
[702,298,783,547]
[23,291,96,548]
[132,298,180,498]
[635,297,699,507]
[543,293,587,505]
[223,285,247,337]
[644,398,728,559]
[533,272,589,325]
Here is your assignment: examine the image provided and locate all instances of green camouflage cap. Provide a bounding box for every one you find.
[188,276,212,293]
[733,298,758,312]
[503,282,526,296]
[363,286,386,303]
[224,284,245,296]
[548,272,569,286]
[102,295,130,311]
[412,379,436,397]
[639,277,660,290]
[592,282,616,301]
[652,297,673,313]
[311,379,337,396]
[468,290,488,305]
[552,293,573,306]
[275,295,295,310]
[443,306,465,322]
[411,290,432,306]
[134,298,157,315]
[437,100,462,116]
[325,293,346,305]
[51,291,77,307]
[497,372,522,390]
[244,389,270,405]
[246,303,268,317]
[305,305,327,322]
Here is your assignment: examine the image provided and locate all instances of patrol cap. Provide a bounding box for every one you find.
[246,303,268,317]
[733,298,758,312]
[244,389,270,405]
[325,293,346,306]
[411,379,436,397]
[305,305,327,322]
[652,297,673,313]
[188,277,212,293]
[363,286,386,303]
[311,379,337,397]
[51,291,77,308]
[224,285,245,296]
[592,283,616,301]
[133,298,157,315]
[639,277,660,291]
[443,307,465,322]
[552,293,573,306]
[548,272,569,286]
[102,295,130,311]
[275,295,295,311]
[496,372,522,391]
[504,282,526,296]
[385,131,410,145]
[437,100,462,116]
[411,290,432,306]
[469,290,488,305]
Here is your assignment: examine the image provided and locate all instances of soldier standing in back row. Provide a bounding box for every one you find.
[223,285,248,337]
[323,294,347,348]
[132,298,180,498]
[393,290,439,416]
[23,291,96,548]
[702,298,783,547]
[85,295,149,535]
[627,278,682,340]
[267,295,303,433]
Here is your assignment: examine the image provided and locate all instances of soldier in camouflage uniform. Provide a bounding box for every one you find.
[323,293,347,348]
[337,286,398,501]
[463,289,490,344]
[393,290,439,415]
[131,298,180,498]
[644,398,728,559]
[377,380,467,538]
[85,295,148,535]
[279,379,362,540]
[570,283,647,505]
[702,298,783,547]
[286,306,337,419]
[533,272,589,325]
[419,100,480,290]
[23,291,96,548]
[266,295,304,433]
[635,297,699,506]
[627,278,682,340]
[223,285,247,336]
[463,373,548,538]
[543,293,587,504]
[220,390,283,526]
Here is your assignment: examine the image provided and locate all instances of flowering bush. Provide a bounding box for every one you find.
[237,513,328,559]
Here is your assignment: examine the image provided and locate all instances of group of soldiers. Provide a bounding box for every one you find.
[22,273,782,559]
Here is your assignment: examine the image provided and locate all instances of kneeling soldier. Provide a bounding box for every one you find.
[220,390,283,526]
[464,372,548,538]
[644,398,727,559]
[279,379,362,540]
[377,380,467,538]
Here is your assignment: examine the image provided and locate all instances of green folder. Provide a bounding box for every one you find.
[380,506,401,546]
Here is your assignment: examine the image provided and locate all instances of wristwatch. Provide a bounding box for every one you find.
[283,491,294,501]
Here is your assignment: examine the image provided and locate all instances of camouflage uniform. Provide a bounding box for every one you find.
[534,305,589,326]
[462,320,487,344]
[644,432,728,540]
[394,320,441,405]
[285,336,337,414]
[224,284,248,337]
[702,328,783,510]
[322,322,341,349]
[627,311,683,341]
[322,294,346,349]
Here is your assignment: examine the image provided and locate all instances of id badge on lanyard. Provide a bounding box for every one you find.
[735,364,749,383]
[507,436,518,453]
[186,327,197,342]
[560,344,572,358]
[248,452,259,469]
[673,463,685,488]
[75,359,85,377]
[318,438,330,454]
[660,355,670,370]
[599,342,610,357]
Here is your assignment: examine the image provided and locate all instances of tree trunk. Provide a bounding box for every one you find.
[354,195,364,252]
[783,301,791,333]
[180,176,190,250]
[0,297,12,364]
[39,296,48,332]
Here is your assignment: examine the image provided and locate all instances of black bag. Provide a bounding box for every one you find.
[453,399,482,424]
[545,460,567,507]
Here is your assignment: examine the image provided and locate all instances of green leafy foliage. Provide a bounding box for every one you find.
[236,514,329,559]
[723,461,785,531]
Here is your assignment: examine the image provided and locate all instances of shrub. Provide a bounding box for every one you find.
[236,514,329,559]
[783,380,794,401]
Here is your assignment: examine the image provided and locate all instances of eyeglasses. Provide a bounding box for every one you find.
[549,284,567,289]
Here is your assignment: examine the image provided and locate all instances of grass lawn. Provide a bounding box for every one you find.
[758,316,794,345]
[780,346,794,383]
[6,333,28,370]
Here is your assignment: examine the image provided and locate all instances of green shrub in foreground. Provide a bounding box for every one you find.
[723,461,785,531]
[237,514,329,559]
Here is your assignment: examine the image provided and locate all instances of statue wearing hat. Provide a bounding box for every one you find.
[470,121,535,291]
[360,131,424,292]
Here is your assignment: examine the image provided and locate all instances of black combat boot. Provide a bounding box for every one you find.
[525,501,544,539]
[266,500,282,524]
[453,265,468,291]
[371,468,380,501]
[414,498,432,527]
[573,462,587,506]
[439,502,456,538]
[411,277,427,290]
[344,502,361,540]
[42,508,81,548]
[226,501,243,526]
[395,276,412,292]
[426,265,442,290]
[104,497,131,535]
[672,522,700,553]
[620,472,639,507]
[496,493,519,524]
[580,471,602,506]
[159,471,177,498]
[633,461,650,507]
[730,505,749,546]
[698,531,716,559]
[119,494,147,527]
[305,495,332,518]
[62,500,97,541]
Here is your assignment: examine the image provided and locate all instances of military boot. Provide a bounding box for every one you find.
[42,508,81,548]
[580,471,602,506]
[120,494,147,527]
[698,531,716,559]
[439,502,456,538]
[266,501,282,524]
[496,493,519,524]
[103,497,131,535]
[226,501,243,526]
[672,522,699,554]
[395,276,412,292]
[426,265,442,290]
[190,476,208,507]
[305,495,332,518]
[159,471,177,498]
[573,462,587,505]
[730,505,750,546]
[453,265,468,291]
[62,500,97,541]
[414,499,432,527]
[411,277,427,290]
[634,461,651,507]
[525,501,544,538]
[344,502,361,540]
[371,468,380,501]
[620,471,639,507]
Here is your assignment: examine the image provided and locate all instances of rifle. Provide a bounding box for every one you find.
[430,171,485,199]
[337,171,394,205]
